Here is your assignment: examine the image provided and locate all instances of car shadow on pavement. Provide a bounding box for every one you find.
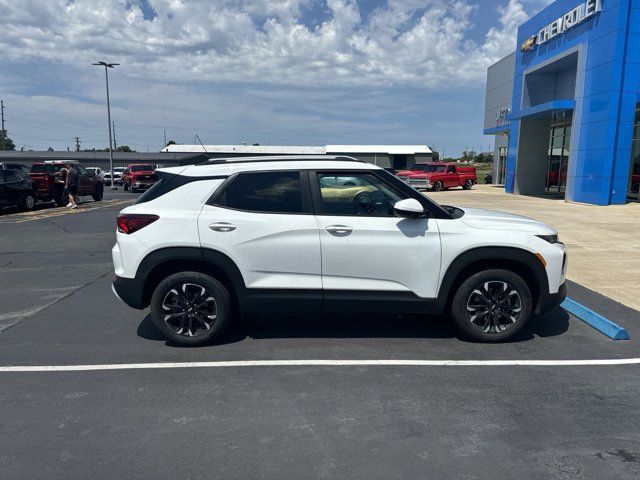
[136,307,570,347]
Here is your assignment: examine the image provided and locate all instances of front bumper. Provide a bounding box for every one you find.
[538,281,567,313]
[408,179,431,189]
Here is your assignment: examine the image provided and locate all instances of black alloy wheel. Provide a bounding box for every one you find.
[150,272,231,346]
[451,269,532,342]
[433,181,443,192]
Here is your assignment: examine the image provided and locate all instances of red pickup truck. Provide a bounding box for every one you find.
[29,161,104,206]
[405,163,477,191]
[122,164,158,192]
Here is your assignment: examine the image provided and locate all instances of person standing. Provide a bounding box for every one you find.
[66,163,80,209]
[56,164,68,207]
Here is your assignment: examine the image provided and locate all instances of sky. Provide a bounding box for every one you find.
[0,0,553,156]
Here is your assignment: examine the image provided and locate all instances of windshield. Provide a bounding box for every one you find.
[131,165,154,172]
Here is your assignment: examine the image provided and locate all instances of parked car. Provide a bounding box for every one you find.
[104,167,126,186]
[0,162,31,174]
[86,167,105,183]
[0,169,38,211]
[406,163,477,191]
[395,163,437,179]
[112,155,567,346]
[29,161,104,206]
[122,164,158,192]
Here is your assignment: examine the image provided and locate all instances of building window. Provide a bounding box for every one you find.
[628,106,640,202]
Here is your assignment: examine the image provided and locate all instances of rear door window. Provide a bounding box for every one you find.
[216,171,303,214]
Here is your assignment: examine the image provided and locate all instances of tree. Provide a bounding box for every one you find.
[166,140,176,147]
[0,130,16,151]
[116,145,133,152]
[430,150,440,162]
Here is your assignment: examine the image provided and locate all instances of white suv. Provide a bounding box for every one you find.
[112,156,567,346]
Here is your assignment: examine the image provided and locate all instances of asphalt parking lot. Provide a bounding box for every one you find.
[1,191,639,479]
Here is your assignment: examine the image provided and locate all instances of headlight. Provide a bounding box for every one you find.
[537,234,559,244]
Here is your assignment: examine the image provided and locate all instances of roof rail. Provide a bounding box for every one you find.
[196,155,363,166]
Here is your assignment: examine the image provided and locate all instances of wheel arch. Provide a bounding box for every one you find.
[137,247,246,310]
[434,247,549,315]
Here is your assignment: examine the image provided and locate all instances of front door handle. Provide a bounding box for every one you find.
[326,225,353,234]
[209,222,237,232]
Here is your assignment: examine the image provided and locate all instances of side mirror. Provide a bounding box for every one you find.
[394,198,425,219]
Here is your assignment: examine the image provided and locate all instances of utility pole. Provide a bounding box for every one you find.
[163,129,167,148]
[74,136,81,152]
[112,121,117,151]
[1,100,5,150]
[92,61,119,190]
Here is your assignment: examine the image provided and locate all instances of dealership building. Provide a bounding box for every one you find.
[484,0,639,204]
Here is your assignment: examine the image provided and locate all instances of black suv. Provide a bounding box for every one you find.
[0,170,37,211]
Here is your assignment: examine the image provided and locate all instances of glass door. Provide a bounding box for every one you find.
[497,146,507,184]
[546,122,571,194]
[627,106,640,202]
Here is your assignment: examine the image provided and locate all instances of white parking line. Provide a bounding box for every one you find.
[2,358,640,372]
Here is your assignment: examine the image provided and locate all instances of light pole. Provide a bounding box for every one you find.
[93,61,119,190]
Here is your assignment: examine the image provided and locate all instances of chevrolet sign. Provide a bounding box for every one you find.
[521,36,537,52]
[537,0,602,46]
[522,0,602,53]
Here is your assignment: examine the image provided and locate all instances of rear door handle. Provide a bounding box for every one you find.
[326,225,353,234]
[209,222,237,232]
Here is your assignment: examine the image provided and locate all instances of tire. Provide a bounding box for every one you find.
[92,183,104,202]
[432,181,443,192]
[22,193,36,211]
[150,272,232,346]
[462,179,473,190]
[451,269,532,342]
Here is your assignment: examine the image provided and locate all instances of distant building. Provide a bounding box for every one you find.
[162,144,433,170]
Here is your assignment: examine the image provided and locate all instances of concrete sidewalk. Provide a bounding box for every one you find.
[429,185,640,311]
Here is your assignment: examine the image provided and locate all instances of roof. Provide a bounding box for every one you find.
[163,144,432,155]
[162,156,381,178]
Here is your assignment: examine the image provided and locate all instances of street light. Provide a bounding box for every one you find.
[92,61,119,190]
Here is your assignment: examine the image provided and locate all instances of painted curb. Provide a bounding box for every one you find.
[561,298,630,340]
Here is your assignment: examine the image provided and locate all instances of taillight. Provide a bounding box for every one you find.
[117,214,159,234]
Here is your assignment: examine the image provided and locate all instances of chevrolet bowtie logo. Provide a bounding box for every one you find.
[521,36,537,52]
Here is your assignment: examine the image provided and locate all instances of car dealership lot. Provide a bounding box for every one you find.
[1,191,639,479]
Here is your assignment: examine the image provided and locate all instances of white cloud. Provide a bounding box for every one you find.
[0,0,545,88]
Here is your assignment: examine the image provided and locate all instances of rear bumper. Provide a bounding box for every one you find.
[538,282,567,313]
[112,275,146,310]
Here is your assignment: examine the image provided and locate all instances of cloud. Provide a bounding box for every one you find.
[0,0,543,89]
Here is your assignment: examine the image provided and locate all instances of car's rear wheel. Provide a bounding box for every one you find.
[92,183,104,201]
[462,179,473,190]
[432,181,443,192]
[451,269,532,342]
[22,193,36,211]
[150,272,232,346]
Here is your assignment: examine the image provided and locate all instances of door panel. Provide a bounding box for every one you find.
[316,216,441,297]
[312,171,442,298]
[198,171,321,290]
[198,205,321,289]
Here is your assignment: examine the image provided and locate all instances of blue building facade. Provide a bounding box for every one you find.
[484,0,640,204]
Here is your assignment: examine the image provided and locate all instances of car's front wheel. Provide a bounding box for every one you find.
[451,269,532,342]
[150,272,232,346]
[432,181,443,192]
